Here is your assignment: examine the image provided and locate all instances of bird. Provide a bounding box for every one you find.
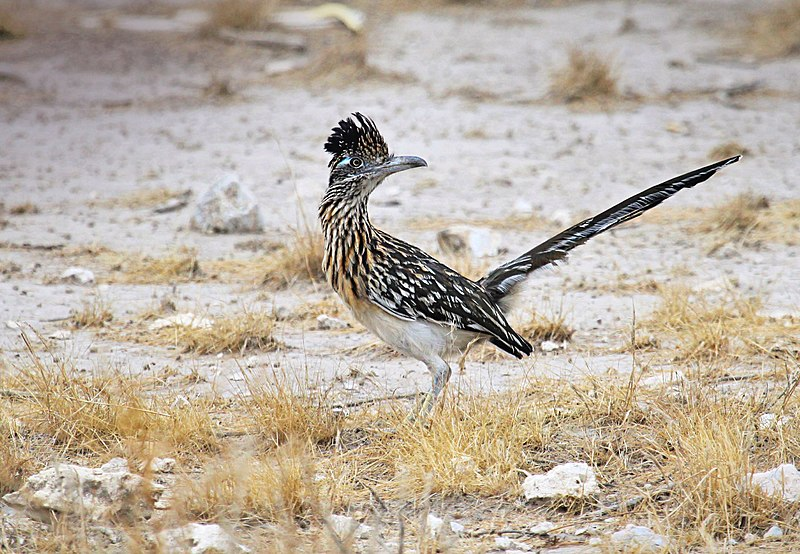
[318,112,740,417]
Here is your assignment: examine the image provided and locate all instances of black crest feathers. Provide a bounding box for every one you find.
[324,113,389,167]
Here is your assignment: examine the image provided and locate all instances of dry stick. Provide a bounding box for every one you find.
[331,392,418,410]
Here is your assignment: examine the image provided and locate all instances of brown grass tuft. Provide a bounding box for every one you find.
[206,0,279,31]
[115,246,203,284]
[705,193,769,235]
[156,311,281,355]
[101,187,189,210]
[70,296,113,329]
[550,48,618,104]
[517,310,574,343]
[361,390,549,497]
[747,0,800,58]
[0,9,23,40]
[708,141,747,161]
[262,229,325,288]
[8,202,39,215]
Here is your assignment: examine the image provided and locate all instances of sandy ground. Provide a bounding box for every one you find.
[1,0,800,550]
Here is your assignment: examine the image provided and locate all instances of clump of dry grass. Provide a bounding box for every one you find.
[746,0,800,58]
[704,193,769,235]
[293,294,349,322]
[116,246,203,284]
[8,202,39,215]
[242,371,340,447]
[0,414,33,494]
[262,229,325,288]
[69,296,113,329]
[361,390,549,497]
[708,141,747,161]
[0,9,23,40]
[207,0,279,31]
[517,310,574,343]
[101,187,189,210]
[640,285,799,364]
[550,48,618,104]
[156,311,281,355]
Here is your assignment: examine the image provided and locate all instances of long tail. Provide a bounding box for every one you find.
[478,155,741,305]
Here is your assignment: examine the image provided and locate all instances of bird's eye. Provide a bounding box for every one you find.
[349,157,363,168]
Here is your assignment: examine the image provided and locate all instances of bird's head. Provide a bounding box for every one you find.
[323,113,427,202]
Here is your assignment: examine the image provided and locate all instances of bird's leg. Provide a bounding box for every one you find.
[409,357,452,421]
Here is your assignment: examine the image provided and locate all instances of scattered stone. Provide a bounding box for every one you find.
[329,514,372,539]
[449,520,465,535]
[640,370,686,388]
[758,413,791,430]
[437,226,502,258]
[47,329,72,340]
[550,209,572,227]
[494,536,531,551]
[426,513,444,537]
[153,190,193,214]
[610,524,668,552]
[60,266,95,285]
[748,464,800,501]
[264,57,310,76]
[540,340,566,353]
[148,313,213,331]
[512,199,534,214]
[191,174,265,234]
[144,457,176,474]
[157,523,250,553]
[316,314,350,330]
[744,532,758,544]
[5,320,22,329]
[530,521,555,535]
[522,462,599,500]
[3,458,147,523]
[763,525,783,540]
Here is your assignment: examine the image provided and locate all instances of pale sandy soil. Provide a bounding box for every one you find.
[1,0,800,551]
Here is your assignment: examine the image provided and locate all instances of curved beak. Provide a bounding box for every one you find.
[375,155,427,178]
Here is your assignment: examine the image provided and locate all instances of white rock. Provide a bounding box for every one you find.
[764,525,783,540]
[157,523,250,553]
[610,525,668,552]
[540,340,566,352]
[588,537,603,546]
[436,226,502,258]
[530,521,555,535]
[744,532,758,544]
[512,199,534,214]
[191,174,265,234]
[3,458,146,522]
[148,313,213,331]
[758,413,791,430]
[146,457,176,474]
[550,209,572,227]
[5,320,22,329]
[61,266,95,284]
[329,514,372,539]
[748,464,800,501]
[494,536,531,551]
[426,513,444,537]
[522,462,599,500]
[640,370,686,388]
[316,314,350,330]
[47,330,72,340]
[450,520,465,535]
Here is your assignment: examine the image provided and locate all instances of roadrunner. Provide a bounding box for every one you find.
[319,113,740,415]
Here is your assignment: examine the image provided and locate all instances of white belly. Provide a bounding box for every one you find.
[350,301,478,363]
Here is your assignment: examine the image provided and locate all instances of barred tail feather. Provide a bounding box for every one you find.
[479,155,741,304]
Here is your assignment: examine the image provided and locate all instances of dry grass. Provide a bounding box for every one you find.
[99,186,189,210]
[8,202,39,215]
[517,309,574,343]
[746,0,800,58]
[206,0,279,31]
[149,310,281,355]
[0,9,23,40]
[262,229,325,288]
[699,194,800,250]
[69,296,113,329]
[708,141,748,161]
[6,334,220,458]
[549,48,618,104]
[640,285,799,365]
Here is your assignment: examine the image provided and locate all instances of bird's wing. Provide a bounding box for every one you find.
[367,231,532,358]
[479,155,741,303]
